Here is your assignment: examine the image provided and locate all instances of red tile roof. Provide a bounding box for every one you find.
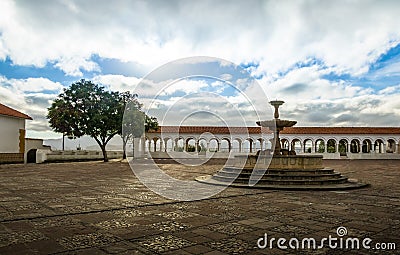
[0,103,32,120]
[281,127,400,135]
[148,126,400,135]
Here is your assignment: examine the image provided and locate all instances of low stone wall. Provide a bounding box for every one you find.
[311,153,341,159]
[346,152,400,160]
[36,150,123,163]
[0,153,24,164]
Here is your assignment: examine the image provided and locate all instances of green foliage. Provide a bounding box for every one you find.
[317,141,325,153]
[187,144,196,152]
[145,115,159,132]
[47,79,121,161]
[174,146,184,152]
[327,140,336,153]
[338,143,347,154]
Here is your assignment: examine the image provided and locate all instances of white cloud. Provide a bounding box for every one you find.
[93,74,141,92]
[161,79,209,95]
[0,1,399,77]
[11,77,63,92]
[1,0,400,136]
[0,76,63,135]
[54,57,100,77]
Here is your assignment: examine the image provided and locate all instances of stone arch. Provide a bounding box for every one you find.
[254,138,262,151]
[220,138,231,152]
[175,137,185,152]
[185,137,197,152]
[291,138,302,154]
[154,136,162,152]
[303,139,313,153]
[338,139,348,155]
[232,138,242,152]
[387,138,396,153]
[362,139,372,153]
[27,149,37,163]
[164,137,174,152]
[327,139,337,153]
[281,138,289,150]
[197,138,207,153]
[243,138,253,153]
[315,139,325,153]
[374,138,385,153]
[350,139,361,153]
[208,138,219,152]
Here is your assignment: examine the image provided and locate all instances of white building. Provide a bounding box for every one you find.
[143,126,400,159]
[0,103,32,163]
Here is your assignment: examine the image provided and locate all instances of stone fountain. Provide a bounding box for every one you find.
[196,100,368,190]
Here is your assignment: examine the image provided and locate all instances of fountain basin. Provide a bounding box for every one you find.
[234,155,323,170]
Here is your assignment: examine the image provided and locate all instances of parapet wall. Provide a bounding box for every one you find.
[36,150,123,163]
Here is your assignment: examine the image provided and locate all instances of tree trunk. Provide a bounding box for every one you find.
[122,138,127,159]
[62,134,65,151]
[101,145,108,162]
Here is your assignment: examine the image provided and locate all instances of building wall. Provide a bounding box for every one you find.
[0,115,25,153]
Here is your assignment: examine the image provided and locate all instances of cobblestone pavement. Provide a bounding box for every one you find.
[0,160,399,254]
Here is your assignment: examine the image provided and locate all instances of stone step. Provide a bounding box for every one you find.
[195,175,369,190]
[223,166,335,175]
[216,171,343,180]
[212,175,349,185]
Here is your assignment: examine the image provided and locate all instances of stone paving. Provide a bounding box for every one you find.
[0,160,399,254]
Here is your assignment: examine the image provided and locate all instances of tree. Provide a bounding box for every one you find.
[120,92,159,159]
[121,93,144,159]
[47,79,122,162]
[46,98,84,150]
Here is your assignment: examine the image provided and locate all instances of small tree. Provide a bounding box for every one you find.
[120,92,143,159]
[121,94,159,159]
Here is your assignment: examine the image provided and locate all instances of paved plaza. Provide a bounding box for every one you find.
[0,160,399,254]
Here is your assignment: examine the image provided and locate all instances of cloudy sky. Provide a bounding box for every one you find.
[1,0,400,140]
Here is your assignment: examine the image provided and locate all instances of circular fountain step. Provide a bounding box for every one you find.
[212,175,349,185]
[196,174,368,190]
[215,171,343,180]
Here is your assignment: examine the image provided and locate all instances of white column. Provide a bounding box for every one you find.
[133,137,141,158]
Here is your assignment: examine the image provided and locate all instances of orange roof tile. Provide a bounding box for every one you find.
[148,126,400,135]
[0,103,32,120]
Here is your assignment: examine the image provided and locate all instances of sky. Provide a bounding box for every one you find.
[1,0,400,142]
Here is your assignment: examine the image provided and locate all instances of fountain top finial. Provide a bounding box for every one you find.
[269,100,284,119]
